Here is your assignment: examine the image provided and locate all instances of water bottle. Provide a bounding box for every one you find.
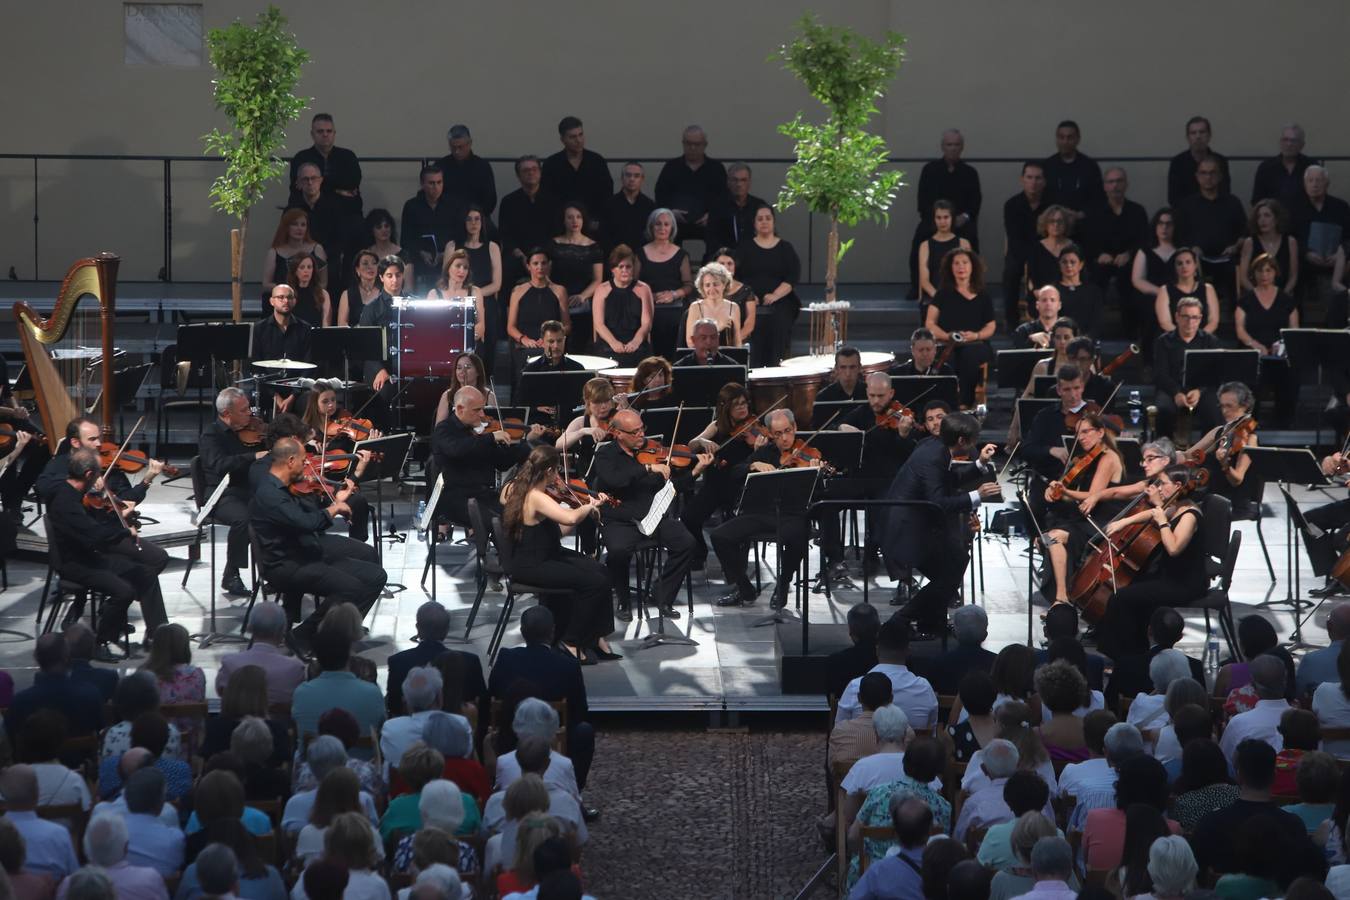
[415,500,427,541]
[1128,390,1142,428]
[1204,628,1221,681]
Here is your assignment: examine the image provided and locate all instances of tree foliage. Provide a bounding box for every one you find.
[773,15,905,297]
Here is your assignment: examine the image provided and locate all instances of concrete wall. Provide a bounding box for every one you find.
[3,0,1348,287]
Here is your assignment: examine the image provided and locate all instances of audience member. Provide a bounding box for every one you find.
[1298,604,1350,697]
[54,869,113,900]
[1151,679,1210,766]
[947,671,998,763]
[97,713,191,801]
[1141,835,1198,900]
[1018,837,1078,900]
[0,815,57,900]
[1220,654,1293,765]
[61,814,166,900]
[281,736,378,833]
[90,748,177,828]
[1082,755,1179,872]
[215,602,305,707]
[1126,649,1192,735]
[1313,642,1350,758]
[836,616,938,732]
[841,705,917,821]
[386,602,486,719]
[119,768,184,876]
[381,667,467,782]
[4,634,103,741]
[963,702,1057,797]
[923,606,996,696]
[291,629,385,743]
[304,813,389,900]
[0,765,76,879]
[849,738,952,885]
[988,813,1061,900]
[830,672,893,771]
[1113,803,1175,897]
[292,709,383,796]
[847,795,932,900]
[1274,708,1323,795]
[61,624,117,701]
[955,739,1020,843]
[827,603,881,701]
[13,711,90,811]
[1034,660,1088,763]
[1286,750,1340,832]
[296,767,384,868]
[1105,607,1204,705]
[401,712,488,807]
[1059,716,1133,828]
[975,771,1058,872]
[1168,117,1231,205]
[201,665,291,766]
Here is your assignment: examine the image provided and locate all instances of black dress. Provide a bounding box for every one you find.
[264,249,327,313]
[1236,288,1299,425]
[1057,281,1106,337]
[735,239,802,367]
[593,281,650,366]
[1248,235,1294,291]
[923,235,960,295]
[1027,241,1065,295]
[512,514,615,647]
[1168,281,1212,331]
[513,284,559,343]
[548,240,602,298]
[931,288,996,406]
[639,245,689,361]
[1043,450,1123,585]
[462,240,500,376]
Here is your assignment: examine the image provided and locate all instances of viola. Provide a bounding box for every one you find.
[97,440,181,478]
[1047,443,1104,502]
[325,413,375,442]
[873,401,916,432]
[1099,344,1141,379]
[778,440,834,473]
[633,438,699,468]
[0,424,23,453]
[1218,416,1257,460]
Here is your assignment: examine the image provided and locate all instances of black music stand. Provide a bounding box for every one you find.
[637,407,715,445]
[353,432,416,595]
[996,349,1054,391]
[672,365,747,407]
[717,346,750,366]
[1182,349,1260,392]
[1282,328,1350,445]
[177,323,251,435]
[521,371,595,422]
[312,326,385,383]
[1016,399,1061,432]
[890,375,959,410]
[1244,446,1328,648]
[794,431,863,477]
[812,400,867,429]
[736,467,819,628]
[1031,375,1057,399]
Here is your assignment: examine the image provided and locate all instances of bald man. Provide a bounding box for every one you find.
[430,386,543,527]
[591,408,712,620]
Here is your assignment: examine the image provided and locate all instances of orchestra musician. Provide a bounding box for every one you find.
[919,401,951,440]
[249,437,386,641]
[252,284,313,416]
[36,415,166,512]
[1152,295,1221,441]
[880,411,1000,637]
[709,409,821,610]
[1309,452,1350,597]
[1094,466,1208,660]
[500,445,620,664]
[47,448,168,653]
[591,408,713,621]
[1011,285,1063,349]
[674,319,739,368]
[1078,438,1176,514]
[433,352,498,427]
[1040,413,1124,608]
[890,328,956,379]
[431,385,544,530]
[1185,381,1259,517]
[355,255,408,427]
[297,390,380,544]
[201,387,270,596]
[557,377,620,474]
[590,244,654,366]
[0,429,32,557]
[1022,364,1091,484]
[624,357,673,410]
[684,383,765,569]
[816,346,867,402]
[521,320,586,424]
[1022,319,1080,394]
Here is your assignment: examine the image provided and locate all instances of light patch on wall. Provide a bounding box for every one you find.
[124,3,203,67]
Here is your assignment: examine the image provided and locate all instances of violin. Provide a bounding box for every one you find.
[1217,416,1257,462]
[544,476,620,508]
[0,424,25,453]
[324,412,375,442]
[729,418,768,447]
[482,417,559,442]
[873,401,916,432]
[1064,401,1125,435]
[236,415,266,448]
[1099,344,1141,379]
[1047,443,1104,502]
[633,437,699,468]
[778,440,834,473]
[97,440,180,478]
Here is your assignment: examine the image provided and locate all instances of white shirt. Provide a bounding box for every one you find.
[836,663,938,732]
[379,709,469,780]
[31,763,91,810]
[282,787,380,833]
[963,754,1059,797]
[1056,756,1117,830]
[1126,692,1169,732]
[494,748,580,801]
[955,779,1013,841]
[291,867,390,900]
[1219,698,1291,765]
[840,752,944,796]
[7,810,77,879]
[1073,690,1106,718]
[295,822,384,866]
[1314,683,1350,758]
[122,811,186,876]
[1155,725,1183,764]
[1326,863,1350,900]
[93,797,180,829]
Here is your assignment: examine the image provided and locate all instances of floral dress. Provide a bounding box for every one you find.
[848,776,952,887]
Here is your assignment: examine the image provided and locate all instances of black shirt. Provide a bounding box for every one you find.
[1057,282,1106,337]
[916,159,982,223]
[1190,798,1324,881]
[1042,152,1104,213]
[655,156,729,223]
[200,419,258,498]
[1153,329,1220,396]
[1002,192,1047,257]
[1252,153,1316,208]
[249,471,332,566]
[590,441,666,524]
[1174,193,1247,259]
[1236,290,1296,347]
[1012,319,1057,349]
[357,291,396,382]
[437,153,498,216]
[1082,199,1149,261]
[521,354,585,374]
[817,380,867,402]
[931,288,995,334]
[735,240,801,304]
[47,480,128,558]
[673,350,738,368]
[1291,194,1350,261]
[430,414,529,492]
[1023,402,1076,479]
[603,191,656,254]
[706,194,767,253]
[400,191,467,266]
[890,359,956,379]
[498,189,562,260]
[842,403,916,482]
[251,314,312,364]
[541,149,614,226]
[1167,149,1231,206]
[36,446,145,507]
[288,145,363,202]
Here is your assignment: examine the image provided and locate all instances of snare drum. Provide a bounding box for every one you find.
[393,298,476,377]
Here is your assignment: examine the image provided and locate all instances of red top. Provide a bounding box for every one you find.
[389,757,491,807]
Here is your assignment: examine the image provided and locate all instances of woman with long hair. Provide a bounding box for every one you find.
[1041,413,1124,607]
[448,205,503,375]
[336,249,380,326]
[1130,207,1177,352]
[141,623,205,705]
[433,352,497,426]
[1238,198,1299,295]
[262,208,327,307]
[683,383,763,568]
[427,249,487,349]
[500,445,618,663]
[298,383,378,544]
[924,247,995,407]
[286,254,328,326]
[1154,247,1220,334]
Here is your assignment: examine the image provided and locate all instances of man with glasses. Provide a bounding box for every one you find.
[1252,124,1315,209]
[655,125,728,243]
[1152,297,1221,441]
[499,155,561,289]
[604,162,655,255]
[431,385,543,528]
[1187,381,1260,517]
[289,113,363,216]
[591,409,712,620]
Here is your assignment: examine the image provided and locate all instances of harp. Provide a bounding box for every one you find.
[12,252,119,453]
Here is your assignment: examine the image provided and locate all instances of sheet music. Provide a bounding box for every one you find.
[196,476,231,525]
[421,475,445,533]
[638,481,676,536]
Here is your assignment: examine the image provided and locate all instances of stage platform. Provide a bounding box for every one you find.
[0,474,1336,715]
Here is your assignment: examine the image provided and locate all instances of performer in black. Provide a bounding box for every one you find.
[684,383,763,568]
[201,387,269,596]
[890,328,957,379]
[431,385,544,528]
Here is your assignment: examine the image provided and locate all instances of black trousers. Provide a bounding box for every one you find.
[437,485,501,529]
[271,533,385,631]
[817,478,869,567]
[106,535,169,634]
[1307,498,1350,557]
[212,494,251,573]
[1097,579,1203,661]
[345,491,371,544]
[951,341,993,407]
[680,466,739,563]
[63,537,166,642]
[900,543,968,629]
[1254,358,1300,428]
[520,549,615,647]
[710,512,808,596]
[568,722,596,791]
[603,517,693,609]
[1152,389,1221,444]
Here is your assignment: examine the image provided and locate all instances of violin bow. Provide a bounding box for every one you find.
[99,415,146,481]
[864,385,935,434]
[712,396,785,453]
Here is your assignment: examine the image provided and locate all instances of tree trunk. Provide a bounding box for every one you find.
[825,215,839,303]
[230,213,248,323]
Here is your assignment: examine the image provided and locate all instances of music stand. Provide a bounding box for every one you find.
[672,365,747,407]
[1182,349,1259,392]
[1031,375,1058,399]
[177,323,251,435]
[812,400,867,429]
[1282,328,1350,445]
[794,431,863,477]
[890,375,959,410]
[996,349,1054,391]
[352,432,416,594]
[718,346,750,366]
[637,407,715,445]
[1016,399,1061,432]
[521,371,595,423]
[311,326,385,383]
[735,467,819,628]
[1244,446,1328,648]
[188,477,249,649]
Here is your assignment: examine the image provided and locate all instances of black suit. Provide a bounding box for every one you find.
[881,440,975,628]
[488,643,595,790]
[386,640,487,717]
[916,644,997,696]
[825,642,878,702]
[1103,645,1206,707]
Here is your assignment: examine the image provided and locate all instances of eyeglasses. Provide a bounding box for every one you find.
[1142,454,1167,463]
[612,425,644,436]
[770,429,794,438]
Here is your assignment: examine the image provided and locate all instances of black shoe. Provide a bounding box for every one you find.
[221,572,249,596]
[656,605,681,620]
[593,647,624,661]
[582,805,601,823]
[716,589,755,608]
[769,591,789,611]
[615,602,632,622]
[828,563,856,591]
[1311,581,1347,598]
[890,581,913,607]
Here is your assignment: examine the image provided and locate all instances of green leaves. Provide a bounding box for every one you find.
[201,5,310,219]
[774,15,906,130]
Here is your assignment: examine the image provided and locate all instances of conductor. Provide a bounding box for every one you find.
[880,411,1000,637]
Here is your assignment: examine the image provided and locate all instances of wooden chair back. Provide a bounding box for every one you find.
[255,830,278,867]
[858,825,897,874]
[831,759,853,889]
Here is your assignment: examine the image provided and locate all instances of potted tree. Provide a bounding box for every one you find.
[202,5,310,322]
[773,14,906,308]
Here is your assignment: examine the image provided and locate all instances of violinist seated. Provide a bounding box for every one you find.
[1078,438,1178,515]
[249,437,386,643]
[816,346,867,401]
[683,383,764,569]
[1022,363,1094,487]
[673,319,738,368]
[1093,466,1209,662]
[47,448,168,655]
[0,429,32,557]
[591,408,713,621]
[1184,381,1260,518]
[557,377,620,475]
[431,385,545,532]
[889,328,956,379]
[622,356,673,410]
[710,408,830,610]
[1040,413,1125,609]
[1012,285,1064,349]
[0,391,49,521]
[252,284,313,415]
[1151,295,1221,442]
[201,387,271,597]
[276,409,374,545]
[1307,454,1350,596]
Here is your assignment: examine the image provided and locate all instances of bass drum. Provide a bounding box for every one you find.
[394,298,476,377]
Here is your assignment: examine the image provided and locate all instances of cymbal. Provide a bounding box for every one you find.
[252,358,317,371]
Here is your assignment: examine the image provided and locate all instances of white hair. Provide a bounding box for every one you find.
[512,698,560,741]
[422,711,473,760]
[230,716,274,765]
[1306,164,1330,182]
[1148,649,1191,693]
[414,864,463,899]
[247,601,287,641]
[306,734,348,781]
[418,779,466,833]
[1103,722,1144,765]
[83,815,129,867]
[645,207,679,243]
[952,605,988,645]
[215,387,247,415]
[403,666,444,713]
[1147,835,1198,894]
[872,704,910,744]
[982,739,1020,778]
